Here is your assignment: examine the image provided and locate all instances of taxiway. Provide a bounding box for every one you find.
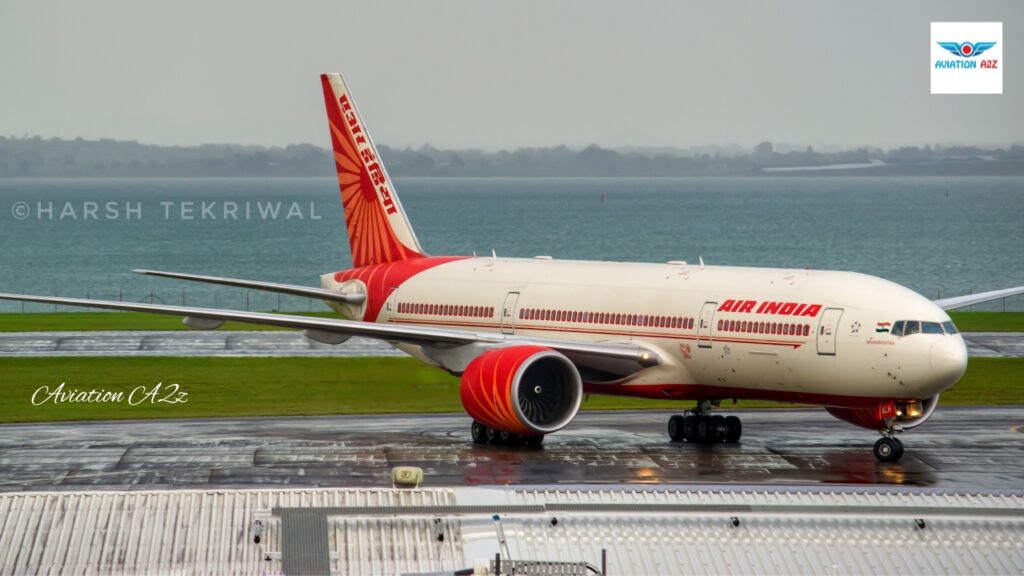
[0,407,1021,492]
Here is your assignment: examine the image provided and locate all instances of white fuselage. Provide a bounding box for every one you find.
[324,257,967,408]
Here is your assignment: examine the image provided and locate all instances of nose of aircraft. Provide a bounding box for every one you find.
[930,337,968,390]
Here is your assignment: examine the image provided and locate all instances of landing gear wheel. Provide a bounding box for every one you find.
[874,437,904,463]
[668,415,685,442]
[723,416,742,444]
[696,415,717,444]
[523,434,544,447]
[712,415,725,442]
[499,430,516,445]
[682,415,698,443]
[485,426,500,445]
[471,421,488,444]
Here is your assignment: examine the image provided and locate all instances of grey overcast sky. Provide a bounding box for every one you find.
[0,0,1020,149]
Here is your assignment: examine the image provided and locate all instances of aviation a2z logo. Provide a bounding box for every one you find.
[931,22,1002,94]
[935,41,998,69]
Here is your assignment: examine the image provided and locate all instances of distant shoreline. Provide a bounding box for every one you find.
[2,135,1022,178]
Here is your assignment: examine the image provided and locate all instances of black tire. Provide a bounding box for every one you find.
[668,415,685,441]
[682,415,698,443]
[499,430,515,445]
[874,437,903,462]
[524,434,544,447]
[724,416,742,444]
[485,426,501,445]
[471,421,488,444]
[696,415,716,443]
[712,415,725,441]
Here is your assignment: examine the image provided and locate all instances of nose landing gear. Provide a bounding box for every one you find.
[873,419,906,462]
[668,401,742,444]
[873,436,904,462]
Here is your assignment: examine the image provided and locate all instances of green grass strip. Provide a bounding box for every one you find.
[0,356,1019,424]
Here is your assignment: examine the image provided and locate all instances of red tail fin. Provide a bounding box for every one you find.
[321,73,424,267]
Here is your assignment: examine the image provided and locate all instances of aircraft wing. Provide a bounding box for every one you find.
[0,293,660,374]
[933,285,1024,311]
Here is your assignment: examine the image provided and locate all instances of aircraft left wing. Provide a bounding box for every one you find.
[933,285,1024,311]
[0,293,661,374]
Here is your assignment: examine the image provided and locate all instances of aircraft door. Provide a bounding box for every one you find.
[501,292,520,335]
[817,308,843,355]
[697,301,717,348]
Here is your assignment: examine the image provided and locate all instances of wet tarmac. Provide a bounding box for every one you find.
[963,332,1024,357]
[0,407,1021,492]
[0,331,1020,357]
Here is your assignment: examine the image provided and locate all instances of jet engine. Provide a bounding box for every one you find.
[460,345,583,435]
[825,395,940,430]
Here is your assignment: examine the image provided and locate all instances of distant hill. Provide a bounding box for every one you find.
[2,135,1023,177]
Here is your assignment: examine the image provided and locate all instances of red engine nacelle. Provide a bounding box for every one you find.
[826,396,940,430]
[460,345,583,435]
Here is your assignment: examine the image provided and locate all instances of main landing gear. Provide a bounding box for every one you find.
[667,400,742,444]
[470,420,544,447]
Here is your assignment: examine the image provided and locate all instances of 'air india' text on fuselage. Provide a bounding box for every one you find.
[718,299,822,317]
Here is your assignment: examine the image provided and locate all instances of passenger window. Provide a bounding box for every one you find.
[922,321,944,335]
[904,321,920,336]
[890,320,904,337]
[942,321,958,335]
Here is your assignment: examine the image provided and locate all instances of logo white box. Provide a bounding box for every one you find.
[931,22,1002,95]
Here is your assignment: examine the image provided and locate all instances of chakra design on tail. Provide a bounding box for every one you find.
[321,74,424,268]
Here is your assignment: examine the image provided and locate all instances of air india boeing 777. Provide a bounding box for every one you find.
[3,74,1022,462]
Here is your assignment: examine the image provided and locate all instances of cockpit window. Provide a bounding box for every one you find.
[892,319,958,336]
[890,320,905,337]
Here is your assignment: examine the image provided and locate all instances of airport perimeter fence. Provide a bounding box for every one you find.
[1,287,1023,314]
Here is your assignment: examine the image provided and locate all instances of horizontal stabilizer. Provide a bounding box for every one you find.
[133,269,365,305]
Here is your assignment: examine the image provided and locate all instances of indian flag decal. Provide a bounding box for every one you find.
[876,322,892,333]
